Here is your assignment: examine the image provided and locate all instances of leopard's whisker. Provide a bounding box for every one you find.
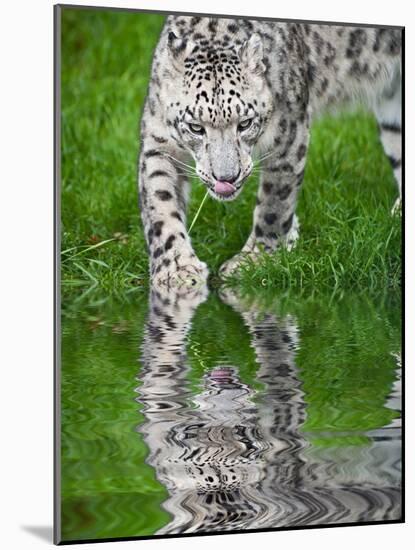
[255,149,280,163]
[174,167,198,177]
[161,152,198,173]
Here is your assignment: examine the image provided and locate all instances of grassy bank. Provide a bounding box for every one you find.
[60,7,401,299]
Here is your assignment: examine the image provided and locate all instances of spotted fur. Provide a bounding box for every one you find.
[138,16,402,284]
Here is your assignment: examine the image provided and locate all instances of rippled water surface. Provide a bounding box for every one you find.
[60,288,402,541]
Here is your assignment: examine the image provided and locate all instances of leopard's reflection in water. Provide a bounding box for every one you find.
[135,286,401,534]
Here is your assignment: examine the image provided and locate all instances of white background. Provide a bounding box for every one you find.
[0,0,412,548]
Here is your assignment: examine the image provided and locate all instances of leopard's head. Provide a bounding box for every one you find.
[163,32,274,201]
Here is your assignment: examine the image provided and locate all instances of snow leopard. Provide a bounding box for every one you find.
[138,15,402,286]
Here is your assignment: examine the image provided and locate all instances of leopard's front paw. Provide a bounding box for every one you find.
[219,251,258,279]
[152,252,209,290]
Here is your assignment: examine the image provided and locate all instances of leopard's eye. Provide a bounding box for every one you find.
[238,118,253,132]
[188,122,205,135]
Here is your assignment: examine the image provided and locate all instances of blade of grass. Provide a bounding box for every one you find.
[188,191,209,234]
[62,238,118,263]
[72,261,98,283]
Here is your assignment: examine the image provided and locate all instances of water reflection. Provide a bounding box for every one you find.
[136,287,401,534]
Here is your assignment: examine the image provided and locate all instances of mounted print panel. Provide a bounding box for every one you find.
[55,4,403,545]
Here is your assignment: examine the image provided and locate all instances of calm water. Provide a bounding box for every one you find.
[60,286,402,541]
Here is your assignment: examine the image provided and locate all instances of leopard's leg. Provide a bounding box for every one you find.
[220,118,310,277]
[374,72,402,214]
[219,288,304,452]
[138,284,208,503]
[139,132,208,288]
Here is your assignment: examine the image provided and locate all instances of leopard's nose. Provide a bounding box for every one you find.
[212,168,240,184]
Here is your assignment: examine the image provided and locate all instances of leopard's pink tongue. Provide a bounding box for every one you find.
[210,368,233,384]
[214,181,236,196]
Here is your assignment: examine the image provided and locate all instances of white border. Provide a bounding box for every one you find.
[1,1,412,548]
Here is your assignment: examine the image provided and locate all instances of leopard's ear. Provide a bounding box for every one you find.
[167,31,195,70]
[239,33,266,75]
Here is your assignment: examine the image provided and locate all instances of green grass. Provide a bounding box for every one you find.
[60,7,401,299]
